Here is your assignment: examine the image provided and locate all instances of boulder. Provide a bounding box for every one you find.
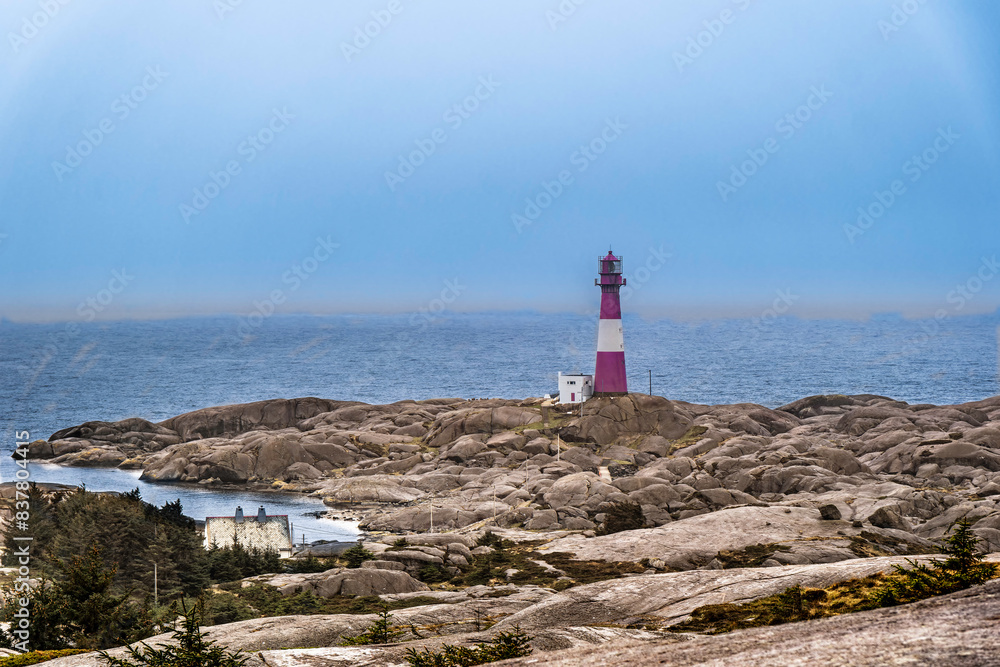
[818,504,842,521]
[559,395,693,446]
[540,506,877,570]
[316,477,425,504]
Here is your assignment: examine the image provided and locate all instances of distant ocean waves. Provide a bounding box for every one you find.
[0,312,997,444]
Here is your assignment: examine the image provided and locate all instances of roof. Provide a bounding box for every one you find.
[205,515,289,519]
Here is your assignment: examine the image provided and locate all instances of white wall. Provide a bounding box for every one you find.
[558,372,593,404]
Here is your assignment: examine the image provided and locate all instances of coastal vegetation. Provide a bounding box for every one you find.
[404,627,533,667]
[98,602,247,667]
[669,520,999,635]
[0,651,90,667]
[0,486,346,649]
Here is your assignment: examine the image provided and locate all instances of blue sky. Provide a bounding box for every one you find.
[0,0,998,322]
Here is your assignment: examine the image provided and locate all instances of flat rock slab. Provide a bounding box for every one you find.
[498,578,1000,667]
[494,555,973,631]
[256,626,673,667]
[539,505,847,568]
[38,589,555,667]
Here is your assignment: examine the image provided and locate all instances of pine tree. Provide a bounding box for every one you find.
[58,545,151,649]
[940,518,996,589]
[99,601,247,667]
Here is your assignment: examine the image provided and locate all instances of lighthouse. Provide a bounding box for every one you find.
[594,250,628,396]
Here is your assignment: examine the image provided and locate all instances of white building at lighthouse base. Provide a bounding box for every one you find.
[558,372,593,404]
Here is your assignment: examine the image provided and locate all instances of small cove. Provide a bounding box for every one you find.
[1,460,360,545]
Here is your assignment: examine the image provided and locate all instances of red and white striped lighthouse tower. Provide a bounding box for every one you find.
[594,250,628,396]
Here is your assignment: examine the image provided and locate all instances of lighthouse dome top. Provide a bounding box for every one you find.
[598,251,623,277]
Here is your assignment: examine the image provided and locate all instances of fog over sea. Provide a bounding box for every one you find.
[1,312,997,536]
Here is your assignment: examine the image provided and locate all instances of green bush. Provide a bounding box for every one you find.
[874,519,997,606]
[206,542,283,582]
[3,486,210,600]
[404,627,532,666]
[284,555,337,574]
[475,532,503,549]
[339,609,402,646]
[342,543,375,569]
[201,592,256,626]
[0,545,154,650]
[418,564,451,584]
[99,601,246,667]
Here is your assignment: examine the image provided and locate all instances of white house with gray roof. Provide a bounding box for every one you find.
[204,505,293,558]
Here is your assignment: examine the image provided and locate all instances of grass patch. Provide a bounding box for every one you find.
[202,585,446,625]
[672,520,999,635]
[537,553,646,584]
[512,417,566,433]
[713,543,791,568]
[669,577,885,634]
[0,651,91,667]
[848,531,936,559]
[668,425,709,454]
[453,534,644,589]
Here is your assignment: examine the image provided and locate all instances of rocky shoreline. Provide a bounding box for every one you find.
[23,392,1000,552]
[16,391,1000,665]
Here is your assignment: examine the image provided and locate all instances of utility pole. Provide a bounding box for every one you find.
[154,562,158,607]
[649,370,652,395]
[429,504,434,533]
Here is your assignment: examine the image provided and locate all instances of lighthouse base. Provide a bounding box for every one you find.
[592,391,628,398]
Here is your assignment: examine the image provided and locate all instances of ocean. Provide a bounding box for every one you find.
[1,311,997,533]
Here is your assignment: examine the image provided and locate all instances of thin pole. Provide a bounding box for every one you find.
[430,504,434,533]
[492,485,497,524]
[649,370,652,395]
[556,433,560,462]
[154,562,158,607]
